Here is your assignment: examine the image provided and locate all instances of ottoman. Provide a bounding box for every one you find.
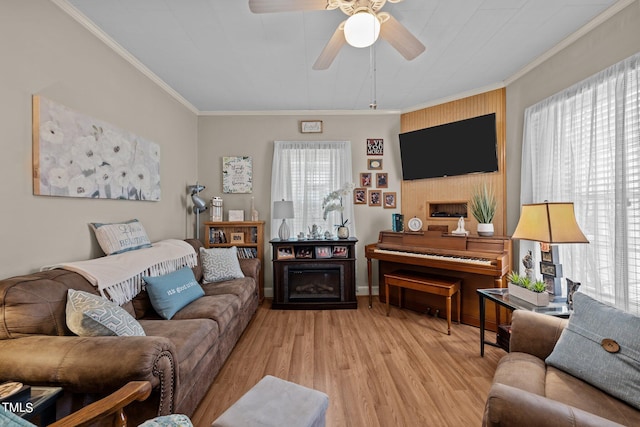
[212,375,329,427]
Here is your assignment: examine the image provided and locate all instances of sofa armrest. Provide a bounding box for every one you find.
[239,258,261,282]
[509,310,568,359]
[483,383,626,427]
[0,335,177,414]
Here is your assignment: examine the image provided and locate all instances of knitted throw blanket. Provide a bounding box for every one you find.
[42,239,198,305]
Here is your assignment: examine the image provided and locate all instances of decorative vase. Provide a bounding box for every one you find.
[477,223,494,237]
[337,226,349,239]
[508,282,550,306]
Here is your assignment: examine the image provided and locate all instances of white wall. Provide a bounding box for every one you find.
[506,0,640,242]
[197,113,401,296]
[0,0,198,277]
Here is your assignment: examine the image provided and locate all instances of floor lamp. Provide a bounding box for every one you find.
[188,183,207,240]
[512,202,589,298]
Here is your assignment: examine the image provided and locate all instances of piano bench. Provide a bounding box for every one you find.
[384,271,461,335]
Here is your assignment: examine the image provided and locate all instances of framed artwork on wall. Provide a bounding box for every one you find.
[367,159,382,170]
[353,188,367,204]
[360,173,372,187]
[32,96,161,201]
[376,173,388,188]
[369,190,382,206]
[366,139,383,155]
[223,156,252,193]
[383,192,396,208]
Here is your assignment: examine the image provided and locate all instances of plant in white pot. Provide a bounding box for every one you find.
[506,271,550,306]
[470,183,496,236]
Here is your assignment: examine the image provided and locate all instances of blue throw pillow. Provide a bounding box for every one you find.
[546,292,640,409]
[143,267,204,320]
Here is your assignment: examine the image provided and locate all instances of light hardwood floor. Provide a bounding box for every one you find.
[191,296,504,427]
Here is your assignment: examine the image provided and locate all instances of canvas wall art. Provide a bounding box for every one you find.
[223,156,252,193]
[32,96,161,201]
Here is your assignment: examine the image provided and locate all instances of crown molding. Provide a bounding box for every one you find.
[198,109,401,116]
[52,0,199,115]
[504,0,636,86]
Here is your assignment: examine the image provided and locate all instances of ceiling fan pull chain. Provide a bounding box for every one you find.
[369,44,377,110]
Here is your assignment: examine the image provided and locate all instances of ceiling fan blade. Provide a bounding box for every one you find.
[249,0,329,13]
[313,24,347,70]
[379,14,425,60]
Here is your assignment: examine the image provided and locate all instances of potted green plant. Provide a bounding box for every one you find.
[506,271,550,306]
[469,183,496,236]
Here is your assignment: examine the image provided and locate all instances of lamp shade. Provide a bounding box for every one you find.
[512,202,589,244]
[344,11,381,48]
[273,200,294,219]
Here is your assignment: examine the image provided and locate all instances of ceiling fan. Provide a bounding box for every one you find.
[248,0,426,70]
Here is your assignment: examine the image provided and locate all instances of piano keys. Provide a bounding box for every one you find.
[365,230,512,328]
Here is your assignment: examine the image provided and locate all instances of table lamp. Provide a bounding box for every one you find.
[273,200,294,240]
[512,202,588,296]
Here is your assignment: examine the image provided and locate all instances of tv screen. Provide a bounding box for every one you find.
[399,113,498,180]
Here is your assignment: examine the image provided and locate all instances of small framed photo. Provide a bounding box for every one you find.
[540,262,562,277]
[300,120,323,133]
[332,246,348,258]
[230,232,245,243]
[354,188,367,204]
[295,247,313,259]
[360,172,372,187]
[277,246,295,260]
[540,246,559,263]
[366,138,384,155]
[383,192,396,209]
[367,158,383,170]
[228,210,245,221]
[315,246,332,259]
[369,189,382,206]
[376,173,388,188]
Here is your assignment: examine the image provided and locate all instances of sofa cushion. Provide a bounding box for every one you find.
[546,292,640,410]
[143,267,204,320]
[90,219,151,255]
[171,294,240,335]
[66,289,145,337]
[199,247,245,283]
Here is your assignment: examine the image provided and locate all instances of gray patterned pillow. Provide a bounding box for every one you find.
[66,289,145,337]
[199,246,245,283]
[546,292,640,409]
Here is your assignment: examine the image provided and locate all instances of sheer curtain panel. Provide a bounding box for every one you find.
[521,51,640,314]
[271,141,354,240]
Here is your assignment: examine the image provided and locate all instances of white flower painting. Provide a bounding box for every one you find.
[33,96,160,201]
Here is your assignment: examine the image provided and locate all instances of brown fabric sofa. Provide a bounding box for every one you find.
[483,310,640,427]
[0,239,259,425]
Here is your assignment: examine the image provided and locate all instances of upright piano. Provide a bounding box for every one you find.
[365,230,512,328]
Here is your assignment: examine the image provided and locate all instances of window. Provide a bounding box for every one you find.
[271,141,354,240]
[521,51,640,314]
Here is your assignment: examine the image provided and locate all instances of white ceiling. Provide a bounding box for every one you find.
[62,0,622,113]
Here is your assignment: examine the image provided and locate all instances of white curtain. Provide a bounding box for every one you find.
[271,141,355,240]
[521,51,640,314]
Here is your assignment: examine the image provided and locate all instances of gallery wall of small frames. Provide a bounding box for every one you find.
[355,139,396,209]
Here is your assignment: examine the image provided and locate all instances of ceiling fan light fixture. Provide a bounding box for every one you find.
[344,10,380,48]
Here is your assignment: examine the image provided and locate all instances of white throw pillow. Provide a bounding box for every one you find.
[199,246,245,283]
[90,219,151,255]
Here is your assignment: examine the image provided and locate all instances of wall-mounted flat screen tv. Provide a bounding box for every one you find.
[399,113,498,180]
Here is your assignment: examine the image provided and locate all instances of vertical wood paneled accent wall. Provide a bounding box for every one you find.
[400,88,507,236]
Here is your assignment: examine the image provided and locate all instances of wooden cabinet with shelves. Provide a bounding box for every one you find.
[204,221,264,302]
